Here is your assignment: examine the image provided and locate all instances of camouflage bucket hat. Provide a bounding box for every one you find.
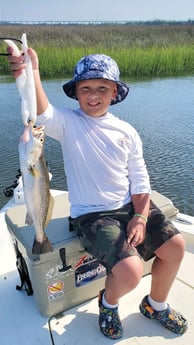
[62,54,129,105]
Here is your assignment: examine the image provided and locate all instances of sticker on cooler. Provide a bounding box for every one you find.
[74,255,106,287]
[47,280,64,301]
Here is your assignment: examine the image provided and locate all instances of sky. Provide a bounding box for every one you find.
[1,0,194,22]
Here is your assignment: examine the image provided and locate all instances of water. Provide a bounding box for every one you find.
[0,76,194,215]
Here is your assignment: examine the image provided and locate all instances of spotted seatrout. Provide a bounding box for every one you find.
[19,123,54,254]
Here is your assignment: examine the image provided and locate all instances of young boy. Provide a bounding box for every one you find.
[8,50,188,339]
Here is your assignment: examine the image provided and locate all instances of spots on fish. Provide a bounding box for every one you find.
[19,124,54,255]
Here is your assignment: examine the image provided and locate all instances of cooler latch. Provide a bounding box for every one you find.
[59,247,72,272]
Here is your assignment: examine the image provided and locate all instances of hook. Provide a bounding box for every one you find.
[0,37,22,55]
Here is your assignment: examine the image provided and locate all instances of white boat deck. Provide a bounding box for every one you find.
[1,192,194,345]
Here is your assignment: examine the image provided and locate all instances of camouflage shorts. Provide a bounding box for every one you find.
[70,202,179,272]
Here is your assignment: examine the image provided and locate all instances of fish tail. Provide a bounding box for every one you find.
[32,235,53,254]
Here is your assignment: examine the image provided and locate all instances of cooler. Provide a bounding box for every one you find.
[5,192,107,317]
[5,191,177,317]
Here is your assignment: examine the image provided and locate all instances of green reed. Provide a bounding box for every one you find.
[0,24,194,77]
[36,44,194,78]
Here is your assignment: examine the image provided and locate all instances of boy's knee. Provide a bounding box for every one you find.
[172,233,185,258]
[113,256,143,289]
[156,233,185,261]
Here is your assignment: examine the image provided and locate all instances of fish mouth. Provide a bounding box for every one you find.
[32,126,45,144]
[20,124,45,144]
[33,125,45,133]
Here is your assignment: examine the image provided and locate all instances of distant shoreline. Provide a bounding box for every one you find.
[1,20,194,25]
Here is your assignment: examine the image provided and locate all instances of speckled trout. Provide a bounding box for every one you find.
[19,123,54,254]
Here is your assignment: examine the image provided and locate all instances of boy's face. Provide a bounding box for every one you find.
[76,79,117,117]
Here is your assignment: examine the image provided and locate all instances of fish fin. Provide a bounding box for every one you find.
[32,236,53,254]
[30,166,40,177]
[44,193,55,228]
[25,212,33,225]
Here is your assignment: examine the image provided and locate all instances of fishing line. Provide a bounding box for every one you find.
[48,312,65,345]
[0,37,22,55]
[48,316,55,345]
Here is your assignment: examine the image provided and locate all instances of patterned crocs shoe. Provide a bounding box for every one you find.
[139,295,188,334]
[98,289,123,339]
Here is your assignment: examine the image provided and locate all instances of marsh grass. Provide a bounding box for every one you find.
[37,44,194,77]
[0,24,194,77]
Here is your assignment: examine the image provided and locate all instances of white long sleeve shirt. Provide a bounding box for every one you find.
[37,104,151,217]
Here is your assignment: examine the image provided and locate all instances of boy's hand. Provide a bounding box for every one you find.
[126,217,146,247]
[7,47,39,78]
[7,46,25,78]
